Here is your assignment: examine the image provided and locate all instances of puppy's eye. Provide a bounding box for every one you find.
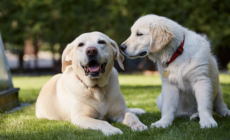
[136,32,143,36]
[98,40,106,44]
[78,43,84,47]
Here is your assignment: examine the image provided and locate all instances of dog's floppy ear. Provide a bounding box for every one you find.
[110,39,125,70]
[62,44,74,72]
[149,23,174,53]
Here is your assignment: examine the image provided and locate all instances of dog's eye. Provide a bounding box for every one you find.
[78,43,84,47]
[98,40,106,44]
[136,32,143,36]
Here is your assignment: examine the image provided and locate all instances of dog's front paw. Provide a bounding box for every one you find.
[123,112,148,131]
[101,122,123,136]
[199,118,218,128]
[151,120,172,128]
[101,126,123,136]
[130,122,148,131]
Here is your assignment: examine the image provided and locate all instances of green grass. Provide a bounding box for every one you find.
[0,74,230,140]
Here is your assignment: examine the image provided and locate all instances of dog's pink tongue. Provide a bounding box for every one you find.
[88,65,100,73]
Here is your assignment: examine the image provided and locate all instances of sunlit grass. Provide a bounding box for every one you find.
[0,74,230,139]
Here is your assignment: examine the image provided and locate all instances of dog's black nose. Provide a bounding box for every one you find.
[86,47,98,56]
[120,44,127,51]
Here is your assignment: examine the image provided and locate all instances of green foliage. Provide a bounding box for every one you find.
[0,0,230,66]
[0,74,230,139]
[228,62,230,73]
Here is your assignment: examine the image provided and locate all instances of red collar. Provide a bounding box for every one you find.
[166,35,185,65]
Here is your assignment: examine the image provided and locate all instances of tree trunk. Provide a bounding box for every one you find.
[18,50,24,73]
[51,44,56,70]
[33,39,39,72]
[54,45,64,73]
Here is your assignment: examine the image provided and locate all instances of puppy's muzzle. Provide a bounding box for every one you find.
[120,43,147,58]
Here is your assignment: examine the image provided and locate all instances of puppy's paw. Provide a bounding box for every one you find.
[129,108,146,115]
[199,118,218,128]
[221,110,230,116]
[151,120,172,128]
[190,112,199,120]
[130,122,148,131]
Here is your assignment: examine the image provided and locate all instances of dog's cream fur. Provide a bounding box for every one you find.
[36,32,147,135]
[121,14,230,128]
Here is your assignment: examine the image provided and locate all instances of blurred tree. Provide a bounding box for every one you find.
[0,0,230,72]
[0,0,26,72]
[0,0,47,72]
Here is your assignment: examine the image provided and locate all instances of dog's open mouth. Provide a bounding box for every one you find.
[81,60,107,77]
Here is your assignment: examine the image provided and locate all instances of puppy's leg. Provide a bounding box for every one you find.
[72,115,122,136]
[121,111,148,131]
[129,108,146,115]
[151,83,179,128]
[194,77,217,128]
[213,86,230,116]
[156,93,163,112]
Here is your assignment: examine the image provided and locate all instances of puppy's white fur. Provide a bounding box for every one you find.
[36,32,147,136]
[121,14,230,128]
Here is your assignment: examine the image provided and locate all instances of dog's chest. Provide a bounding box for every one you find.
[162,64,192,91]
[81,87,107,118]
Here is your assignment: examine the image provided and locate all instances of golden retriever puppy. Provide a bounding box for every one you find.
[36,32,147,136]
[120,14,230,128]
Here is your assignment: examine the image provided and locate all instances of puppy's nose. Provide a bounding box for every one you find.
[120,44,127,51]
[86,47,98,56]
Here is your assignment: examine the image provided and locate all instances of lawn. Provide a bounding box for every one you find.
[0,74,230,140]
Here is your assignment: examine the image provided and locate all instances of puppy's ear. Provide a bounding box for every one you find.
[149,23,174,53]
[110,39,125,70]
[61,44,74,72]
